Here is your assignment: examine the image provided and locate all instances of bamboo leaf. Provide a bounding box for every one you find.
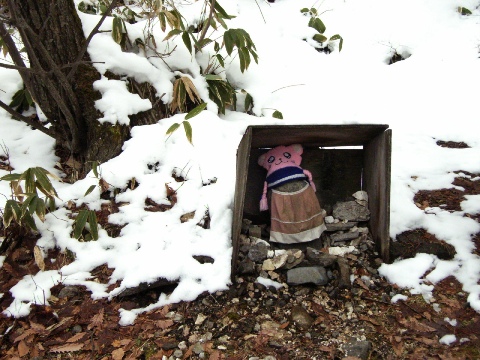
[48,197,56,212]
[163,29,182,41]
[272,110,283,119]
[216,54,225,67]
[88,210,99,240]
[33,167,58,197]
[0,173,21,181]
[112,17,125,44]
[185,102,207,120]
[25,194,38,215]
[205,74,223,81]
[23,212,38,232]
[22,168,36,194]
[3,200,17,228]
[84,185,97,196]
[211,0,235,19]
[181,77,201,103]
[458,6,472,15]
[197,38,212,49]
[182,121,194,145]
[35,198,46,222]
[166,122,181,135]
[330,34,343,51]
[73,210,90,239]
[92,161,99,178]
[159,12,167,32]
[223,30,234,55]
[244,92,253,112]
[182,31,192,54]
[309,17,326,34]
[313,34,328,44]
[238,49,246,73]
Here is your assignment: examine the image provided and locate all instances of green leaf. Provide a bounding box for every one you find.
[214,41,220,52]
[238,48,246,73]
[3,200,20,228]
[458,6,472,15]
[88,210,99,240]
[159,12,167,32]
[216,54,225,67]
[205,74,223,81]
[223,30,234,55]
[0,173,21,181]
[163,28,182,41]
[182,31,192,54]
[244,92,253,112]
[197,38,212,49]
[21,168,36,194]
[313,34,328,44]
[272,110,283,119]
[185,102,207,120]
[300,8,309,13]
[166,122,181,135]
[330,34,343,51]
[35,198,46,222]
[309,17,326,34]
[212,0,235,20]
[92,161,99,178]
[48,197,56,212]
[33,167,58,197]
[182,121,194,145]
[23,211,38,231]
[112,17,125,45]
[73,210,90,239]
[84,185,97,196]
[24,194,38,215]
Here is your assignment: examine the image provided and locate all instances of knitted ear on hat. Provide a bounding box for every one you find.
[291,144,303,155]
[258,152,267,166]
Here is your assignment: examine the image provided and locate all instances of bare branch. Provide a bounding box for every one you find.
[0,98,58,139]
[0,62,34,72]
[67,0,119,80]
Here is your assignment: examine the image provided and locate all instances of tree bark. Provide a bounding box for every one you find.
[4,0,163,175]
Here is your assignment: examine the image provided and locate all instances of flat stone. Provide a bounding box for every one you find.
[286,266,329,286]
[306,248,337,267]
[325,222,357,232]
[291,305,314,329]
[262,259,276,271]
[248,242,269,262]
[330,232,359,243]
[333,201,370,222]
[344,340,372,360]
[285,250,304,269]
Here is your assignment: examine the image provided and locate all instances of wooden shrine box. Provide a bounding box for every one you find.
[231,124,392,279]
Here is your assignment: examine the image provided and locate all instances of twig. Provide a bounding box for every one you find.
[0,98,58,138]
[271,84,306,93]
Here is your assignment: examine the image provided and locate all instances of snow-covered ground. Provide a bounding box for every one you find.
[1,0,480,327]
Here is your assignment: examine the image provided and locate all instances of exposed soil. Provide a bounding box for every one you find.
[1,162,480,359]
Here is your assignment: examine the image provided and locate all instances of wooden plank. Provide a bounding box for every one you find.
[364,129,392,262]
[250,124,389,148]
[231,127,252,281]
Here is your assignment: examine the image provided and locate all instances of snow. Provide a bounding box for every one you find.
[1,0,480,325]
[439,334,457,346]
[391,294,408,304]
[256,276,284,290]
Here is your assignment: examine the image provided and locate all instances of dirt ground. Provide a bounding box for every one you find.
[1,141,479,360]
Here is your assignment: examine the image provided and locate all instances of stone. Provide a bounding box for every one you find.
[285,250,304,269]
[306,248,337,267]
[249,225,262,238]
[332,201,371,222]
[173,350,183,358]
[286,266,329,286]
[248,242,269,262]
[291,305,314,329]
[238,259,256,274]
[330,231,359,244]
[58,286,80,299]
[343,340,372,360]
[324,215,335,224]
[352,190,369,207]
[192,342,204,355]
[325,222,358,232]
[262,259,276,271]
[71,325,82,334]
[337,258,351,289]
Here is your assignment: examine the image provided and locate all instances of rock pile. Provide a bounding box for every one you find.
[237,191,375,290]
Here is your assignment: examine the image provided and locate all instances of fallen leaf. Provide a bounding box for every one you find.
[156,319,174,330]
[34,246,45,271]
[112,348,125,360]
[49,343,84,353]
[66,332,86,343]
[279,322,290,329]
[18,340,29,357]
[88,308,104,330]
[14,329,35,343]
[355,278,370,291]
[209,350,224,360]
[358,315,380,326]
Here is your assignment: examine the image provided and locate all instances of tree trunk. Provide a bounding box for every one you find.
[6,0,163,175]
